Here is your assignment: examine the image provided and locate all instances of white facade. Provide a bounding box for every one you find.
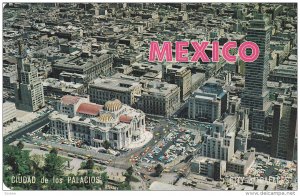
[49,96,146,149]
[3,102,17,125]
[191,156,226,179]
[201,116,236,161]
[188,92,221,122]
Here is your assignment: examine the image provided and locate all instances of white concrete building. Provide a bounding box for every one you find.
[3,101,17,125]
[191,156,226,180]
[49,95,146,149]
[201,115,237,161]
[227,148,256,176]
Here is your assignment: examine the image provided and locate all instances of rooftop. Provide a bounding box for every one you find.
[119,114,132,124]
[61,95,80,105]
[77,103,103,116]
[90,77,141,92]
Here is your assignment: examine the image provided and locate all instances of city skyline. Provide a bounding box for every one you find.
[2,2,298,192]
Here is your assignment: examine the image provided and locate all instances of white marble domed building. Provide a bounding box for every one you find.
[49,95,147,149]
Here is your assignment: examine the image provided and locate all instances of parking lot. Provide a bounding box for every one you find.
[247,155,297,188]
[141,128,199,165]
[18,115,211,175]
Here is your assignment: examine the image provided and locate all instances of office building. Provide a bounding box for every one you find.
[88,76,142,106]
[52,53,113,82]
[227,148,256,176]
[241,14,272,153]
[137,80,180,117]
[201,115,237,161]
[43,78,85,97]
[163,65,192,101]
[271,95,297,160]
[14,40,45,112]
[3,65,17,89]
[188,78,228,122]
[235,108,250,152]
[191,156,226,180]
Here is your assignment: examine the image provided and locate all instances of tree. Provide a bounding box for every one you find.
[3,144,31,175]
[80,161,86,169]
[124,166,134,182]
[43,152,65,178]
[17,141,24,150]
[126,166,134,176]
[30,154,45,176]
[3,145,33,189]
[85,158,94,169]
[102,140,111,150]
[100,172,108,190]
[118,182,131,190]
[50,148,58,155]
[154,164,163,177]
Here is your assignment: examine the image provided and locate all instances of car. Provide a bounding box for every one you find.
[158,156,164,161]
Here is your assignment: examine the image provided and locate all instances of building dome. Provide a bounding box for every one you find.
[98,113,113,122]
[104,99,122,111]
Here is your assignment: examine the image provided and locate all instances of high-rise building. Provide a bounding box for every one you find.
[235,108,250,152]
[14,40,45,112]
[201,115,237,161]
[241,14,272,153]
[271,95,297,160]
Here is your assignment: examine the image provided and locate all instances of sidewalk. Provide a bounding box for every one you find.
[127,131,153,149]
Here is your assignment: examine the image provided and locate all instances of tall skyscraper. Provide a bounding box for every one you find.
[14,40,45,112]
[271,95,297,161]
[241,13,272,153]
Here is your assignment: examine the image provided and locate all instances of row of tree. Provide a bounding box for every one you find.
[3,142,109,190]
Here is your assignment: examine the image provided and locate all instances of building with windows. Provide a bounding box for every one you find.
[88,76,142,106]
[188,78,228,122]
[191,156,226,180]
[241,14,273,153]
[163,65,192,101]
[14,40,45,112]
[3,65,17,89]
[137,80,180,117]
[49,95,146,149]
[52,53,113,82]
[271,95,297,160]
[227,148,256,176]
[269,65,297,84]
[3,101,17,125]
[43,78,85,97]
[201,115,237,161]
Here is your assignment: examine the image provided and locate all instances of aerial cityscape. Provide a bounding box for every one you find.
[2,3,298,191]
